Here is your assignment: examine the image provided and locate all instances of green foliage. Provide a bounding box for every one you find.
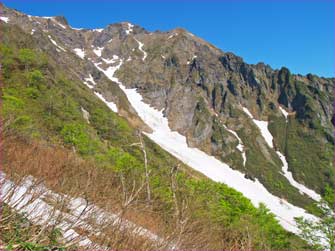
[18,48,36,70]
[26,69,44,87]
[107,146,142,173]
[60,123,99,155]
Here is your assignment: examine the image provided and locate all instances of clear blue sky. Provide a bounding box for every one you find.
[3,0,334,77]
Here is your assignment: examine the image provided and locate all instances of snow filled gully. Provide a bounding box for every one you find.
[91,57,320,235]
[242,106,321,202]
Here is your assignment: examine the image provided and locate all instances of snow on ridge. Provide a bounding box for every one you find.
[168,33,178,39]
[93,47,104,57]
[48,35,66,52]
[134,38,147,61]
[242,107,273,148]
[125,22,134,35]
[93,28,104,32]
[70,26,84,31]
[91,57,322,236]
[0,16,9,23]
[276,151,321,201]
[73,48,85,59]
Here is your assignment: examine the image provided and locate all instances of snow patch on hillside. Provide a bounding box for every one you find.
[279,106,289,122]
[168,33,178,39]
[52,19,66,29]
[223,125,247,166]
[83,74,97,89]
[0,16,9,23]
[93,47,104,57]
[276,151,321,201]
[73,48,85,59]
[134,38,147,61]
[91,58,321,235]
[94,92,118,113]
[242,107,274,148]
[125,23,134,35]
[48,35,66,52]
[102,55,119,64]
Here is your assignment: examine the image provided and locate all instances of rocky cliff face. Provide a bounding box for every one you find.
[2,5,333,207]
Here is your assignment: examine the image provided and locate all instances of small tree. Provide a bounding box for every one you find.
[295,187,334,250]
[27,69,44,87]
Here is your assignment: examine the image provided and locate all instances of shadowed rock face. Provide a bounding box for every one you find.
[2,5,333,203]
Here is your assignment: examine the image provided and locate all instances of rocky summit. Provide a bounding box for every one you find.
[0,4,333,251]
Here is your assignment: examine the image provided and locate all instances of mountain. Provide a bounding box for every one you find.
[0,4,333,250]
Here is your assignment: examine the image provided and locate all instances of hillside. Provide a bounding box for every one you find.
[0,4,333,250]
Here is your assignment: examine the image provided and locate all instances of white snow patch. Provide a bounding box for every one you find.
[73,48,85,59]
[92,58,322,236]
[93,28,103,32]
[108,38,113,43]
[102,55,119,64]
[125,22,134,35]
[70,26,84,30]
[126,56,132,62]
[83,74,97,89]
[52,19,67,29]
[134,38,147,61]
[0,16,9,23]
[81,107,90,124]
[223,125,247,166]
[276,151,321,201]
[168,33,178,39]
[93,47,104,57]
[31,29,35,35]
[242,107,273,148]
[279,106,289,122]
[48,35,66,52]
[187,32,194,37]
[161,55,166,59]
[94,92,118,113]
[187,55,197,65]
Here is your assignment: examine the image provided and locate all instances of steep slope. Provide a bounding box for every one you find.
[0,4,333,249]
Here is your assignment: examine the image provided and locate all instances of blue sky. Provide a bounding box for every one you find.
[3,0,334,77]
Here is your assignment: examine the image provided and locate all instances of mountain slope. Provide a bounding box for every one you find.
[1,4,333,250]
